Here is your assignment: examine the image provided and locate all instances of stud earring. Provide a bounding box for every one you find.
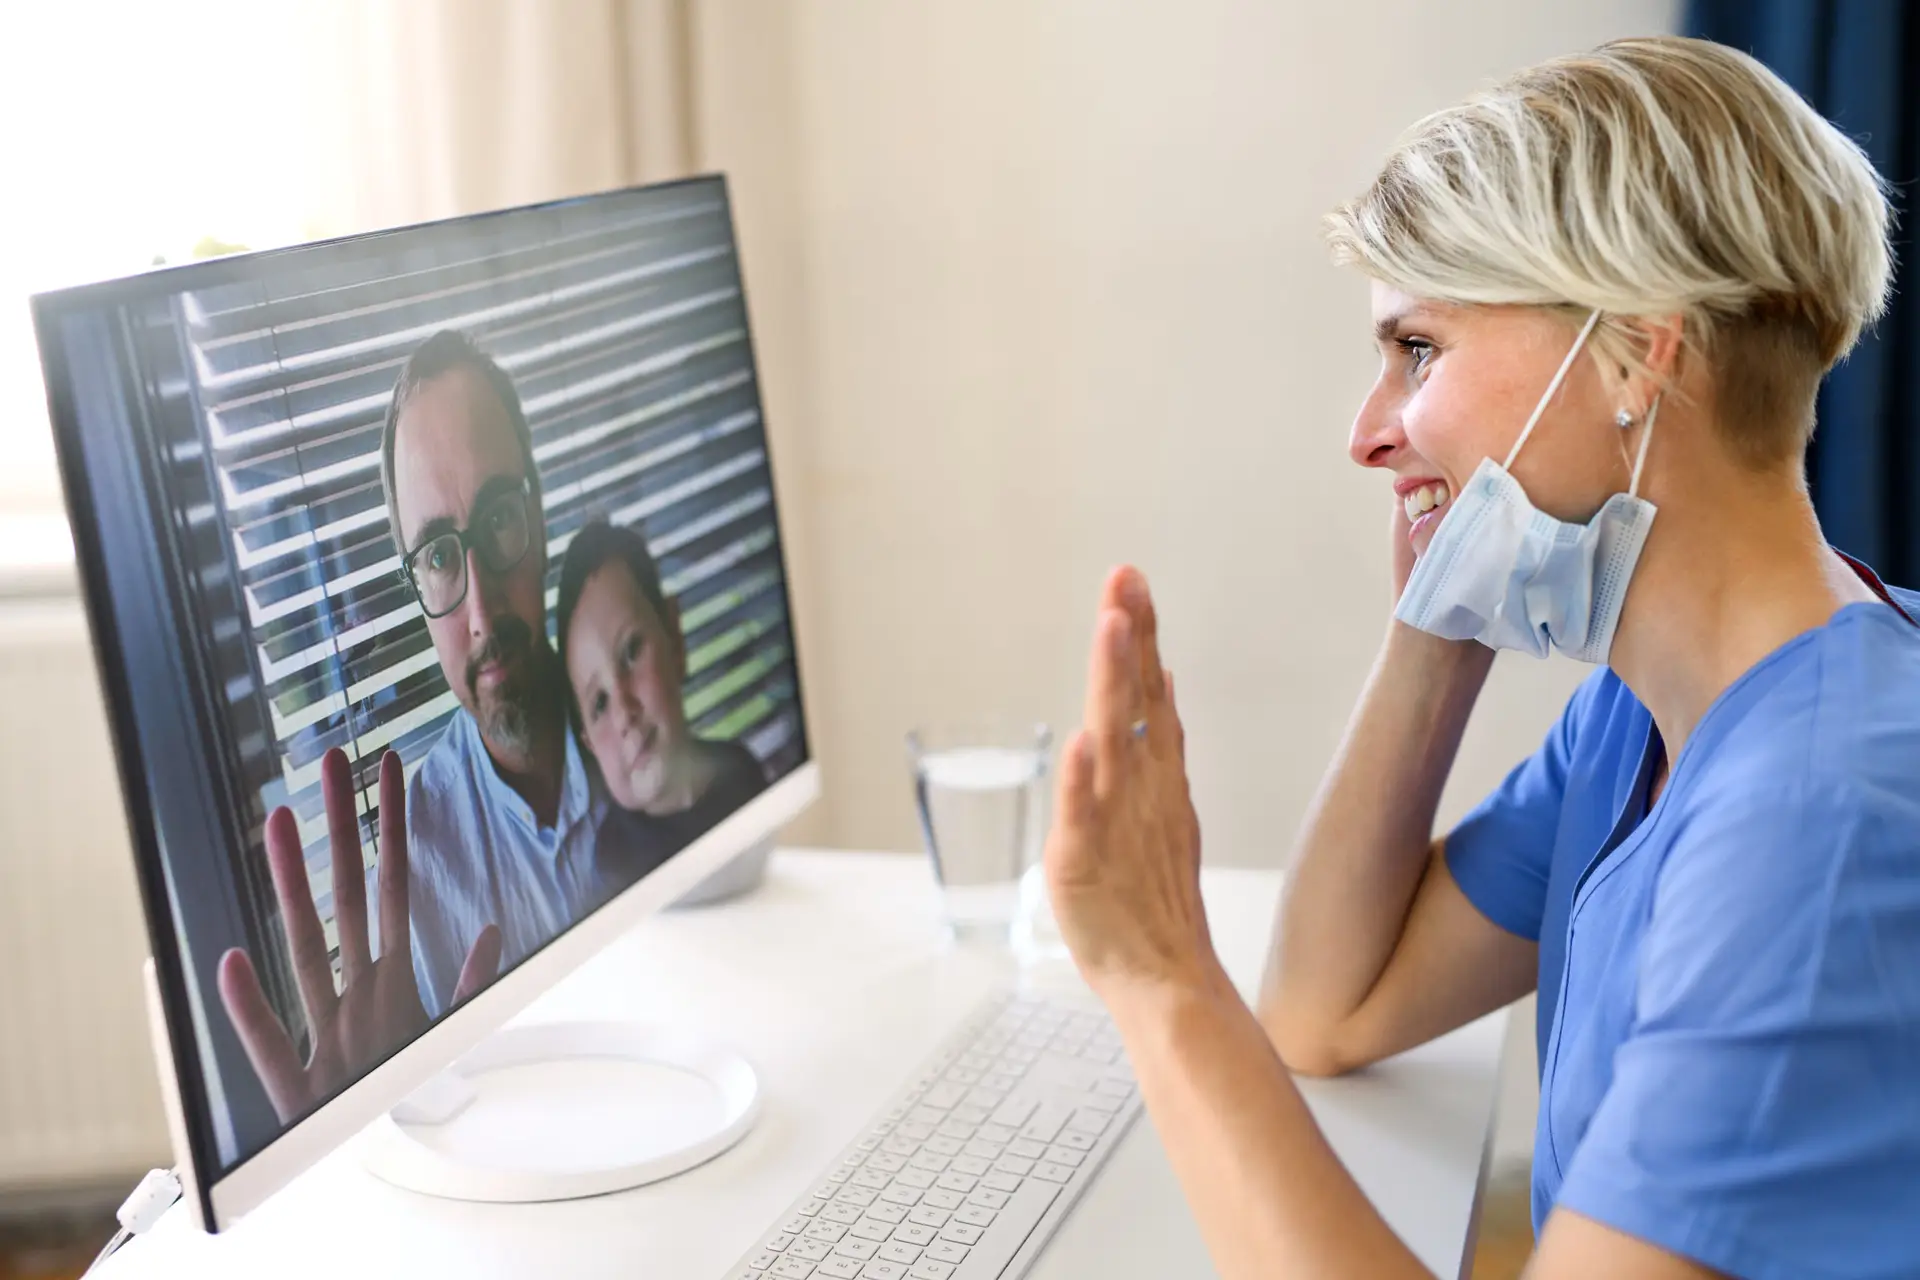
[1614,408,1635,429]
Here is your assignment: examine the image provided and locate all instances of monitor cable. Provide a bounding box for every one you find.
[81,1166,181,1277]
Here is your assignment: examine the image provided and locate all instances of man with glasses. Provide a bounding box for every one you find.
[374,330,608,1019]
[216,330,604,1121]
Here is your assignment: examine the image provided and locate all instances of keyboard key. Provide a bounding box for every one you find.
[733,1269,764,1279]
[816,1259,863,1279]
[805,1222,849,1243]
[950,1105,991,1126]
[896,1122,935,1141]
[1056,1130,1097,1152]
[934,1121,974,1142]
[850,1220,893,1243]
[906,1261,955,1280]
[866,1202,908,1225]
[832,1238,880,1261]
[980,1072,1020,1093]
[749,1252,779,1270]
[891,1224,937,1246]
[821,1203,864,1225]
[896,1168,937,1189]
[1067,1109,1111,1136]
[1006,1139,1046,1160]
[790,1239,833,1262]
[829,1170,852,1184]
[799,1198,829,1216]
[982,1172,1023,1193]
[1081,1094,1123,1115]
[908,1206,951,1228]
[908,1151,948,1173]
[770,1260,816,1278]
[962,1140,1004,1161]
[859,1264,905,1279]
[938,1222,984,1246]
[924,1136,963,1156]
[867,1154,906,1174]
[1095,1078,1133,1099]
[944,1068,981,1085]
[1043,1145,1085,1168]
[768,1233,797,1250]
[967,1188,1010,1210]
[814,1184,839,1201]
[1031,1162,1074,1184]
[909,1106,946,1126]
[992,1156,1035,1176]
[926,1240,971,1264]
[837,1187,880,1207]
[853,1169,890,1190]
[1018,1105,1070,1144]
[878,1242,922,1264]
[977,1123,1018,1144]
[921,1189,966,1210]
[922,1083,967,1109]
[953,1205,996,1228]
[879,1186,922,1207]
[934,1173,976,1193]
[966,1087,1009,1110]
[882,1136,918,1158]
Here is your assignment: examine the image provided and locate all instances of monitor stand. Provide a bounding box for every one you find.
[360,1019,760,1202]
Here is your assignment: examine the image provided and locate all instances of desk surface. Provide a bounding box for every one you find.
[105,850,1505,1279]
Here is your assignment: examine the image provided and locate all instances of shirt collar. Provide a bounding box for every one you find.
[460,709,600,850]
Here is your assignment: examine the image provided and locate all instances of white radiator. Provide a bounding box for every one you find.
[0,591,170,1191]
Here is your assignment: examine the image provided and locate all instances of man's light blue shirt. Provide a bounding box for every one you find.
[1447,581,1920,1279]
[400,708,607,1018]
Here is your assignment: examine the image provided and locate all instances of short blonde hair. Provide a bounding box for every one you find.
[1325,36,1893,466]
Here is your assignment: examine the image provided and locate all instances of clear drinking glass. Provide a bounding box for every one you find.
[907,720,1063,958]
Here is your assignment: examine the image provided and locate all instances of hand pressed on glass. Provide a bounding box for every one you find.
[215,748,502,1124]
[1043,567,1225,1004]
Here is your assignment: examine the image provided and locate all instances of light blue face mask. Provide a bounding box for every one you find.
[1393,309,1658,665]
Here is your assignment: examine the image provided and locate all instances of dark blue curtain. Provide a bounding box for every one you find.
[1689,1,1920,587]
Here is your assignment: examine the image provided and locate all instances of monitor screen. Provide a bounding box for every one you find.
[33,177,808,1186]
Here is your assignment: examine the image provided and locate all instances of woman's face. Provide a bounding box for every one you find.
[1351,282,1632,559]
[564,559,691,814]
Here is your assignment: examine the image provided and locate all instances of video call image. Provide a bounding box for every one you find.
[39,181,805,1171]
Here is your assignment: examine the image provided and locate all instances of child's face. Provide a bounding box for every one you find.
[564,559,690,813]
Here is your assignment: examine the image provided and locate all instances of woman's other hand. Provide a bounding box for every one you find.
[1044,566,1228,1007]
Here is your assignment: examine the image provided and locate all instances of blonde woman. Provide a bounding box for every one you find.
[1044,37,1920,1279]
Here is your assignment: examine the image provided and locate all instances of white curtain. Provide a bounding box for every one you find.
[296,0,702,239]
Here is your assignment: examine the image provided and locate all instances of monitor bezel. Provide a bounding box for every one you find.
[30,174,819,1232]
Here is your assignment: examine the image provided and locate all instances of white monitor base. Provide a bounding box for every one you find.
[360,1020,759,1203]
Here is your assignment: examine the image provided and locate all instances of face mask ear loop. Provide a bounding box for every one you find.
[1627,392,1660,497]
[1503,309,1604,472]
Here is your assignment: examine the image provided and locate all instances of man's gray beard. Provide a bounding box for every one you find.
[475,646,562,761]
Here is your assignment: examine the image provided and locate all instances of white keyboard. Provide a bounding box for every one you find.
[724,988,1142,1280]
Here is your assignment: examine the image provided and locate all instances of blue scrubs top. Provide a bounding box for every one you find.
[1447,569,1920,1279]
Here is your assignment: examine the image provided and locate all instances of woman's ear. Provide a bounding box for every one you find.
[1620,313,1686,416]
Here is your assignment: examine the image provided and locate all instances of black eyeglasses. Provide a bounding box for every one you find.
[400,481,535,619]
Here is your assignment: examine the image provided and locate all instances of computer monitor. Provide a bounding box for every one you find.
[30,176,818,1232]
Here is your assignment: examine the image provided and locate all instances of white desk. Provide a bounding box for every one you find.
[104,850,1507,1279]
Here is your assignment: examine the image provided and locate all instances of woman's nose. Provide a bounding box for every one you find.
[1348,382,1408,470]
[615,681,646,729]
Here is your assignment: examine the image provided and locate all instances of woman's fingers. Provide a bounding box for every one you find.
[217,947,306,1123]
[263,802,337,1033]
[377,750,412,968]
[325,751,371,988]
[1056,730,1098,833]
[1086,608,1140,796]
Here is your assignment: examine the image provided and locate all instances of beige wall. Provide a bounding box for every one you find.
[700,0,1677,863]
